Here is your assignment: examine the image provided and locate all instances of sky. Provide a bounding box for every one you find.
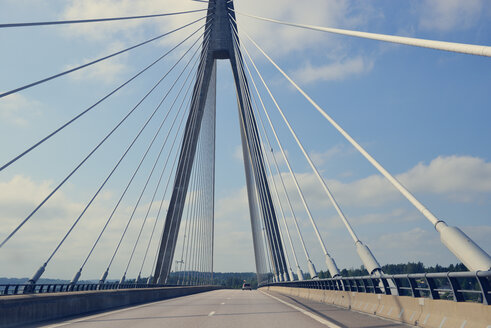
[0,0,490,281]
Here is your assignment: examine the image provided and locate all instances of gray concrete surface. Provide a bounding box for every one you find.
[37,289,411,328]
[0,286,218,328]
[266,290,410,328]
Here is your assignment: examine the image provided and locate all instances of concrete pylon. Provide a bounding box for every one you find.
[153,0,288,284]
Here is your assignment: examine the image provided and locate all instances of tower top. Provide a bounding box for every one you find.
[206,0,237,59]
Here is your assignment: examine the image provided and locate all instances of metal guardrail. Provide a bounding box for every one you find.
[260,271,491,305]
[0,283,186,296]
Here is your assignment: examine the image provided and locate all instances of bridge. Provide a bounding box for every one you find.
[0,0,490,327]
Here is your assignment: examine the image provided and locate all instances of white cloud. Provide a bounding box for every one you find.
[461,226,491,253]
[309,145,346,167]
[291,155,491,209]
[60,0,206,45]
[234,144,287,169]
[235,0,375,56]
[57,0,207,84]
[215,186,249,220]
[370,225,491,266]
[350,208,420,226]
[278,170,394,209]
[419,0,484,31]
[65,42,129,84]
[214,186,257,271]
[399,155,491,194]
[0,175,165,280]
[265,149,288,170]
[3,154,491,278]
[233,145,243,162]
[0,94,43,127]
[371,227,446,264]
[213,155,491,269]
[56,0,380,87]
[294,56,374,84]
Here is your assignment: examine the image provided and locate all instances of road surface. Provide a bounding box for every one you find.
[39,289,410,328]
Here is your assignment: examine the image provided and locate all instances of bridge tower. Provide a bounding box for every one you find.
[153,0,288,284]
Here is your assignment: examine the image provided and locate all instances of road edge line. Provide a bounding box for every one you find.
[260,290,342,328]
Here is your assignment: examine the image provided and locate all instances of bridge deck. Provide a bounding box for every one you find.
[35,289,410,328]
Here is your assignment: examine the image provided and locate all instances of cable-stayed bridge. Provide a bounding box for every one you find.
[0,0,490,327]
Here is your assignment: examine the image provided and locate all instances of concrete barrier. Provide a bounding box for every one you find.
[0,286,220,328]
[263,286,491,328]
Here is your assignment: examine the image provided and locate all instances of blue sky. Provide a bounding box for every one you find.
[0,0,490,281]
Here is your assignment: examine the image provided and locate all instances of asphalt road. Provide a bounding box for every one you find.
[40,289,409,328]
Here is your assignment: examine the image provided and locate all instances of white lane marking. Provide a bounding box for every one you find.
[41,291,214,327]
[260,290,342,328]
[208,311,216,316]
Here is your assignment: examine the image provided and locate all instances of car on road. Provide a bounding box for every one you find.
[242,283,252,290]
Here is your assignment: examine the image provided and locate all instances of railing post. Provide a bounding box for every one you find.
[361,278,369,293]
[371,278,382,294]
[380,277,391,295]
[425,275,440,300]
[350,278,356,292]
[344,279,350,291]
[407,276,421,298]
[342,279,348,291]
[392,277,402,296]
[447,273,464,302]
[475,272,490,305]
[354,278,361,292]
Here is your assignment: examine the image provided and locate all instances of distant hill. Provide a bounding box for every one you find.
[1,263,467,287]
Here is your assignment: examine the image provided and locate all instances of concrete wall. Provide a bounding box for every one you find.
[0,286,219,328]
[263,286,491,328]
